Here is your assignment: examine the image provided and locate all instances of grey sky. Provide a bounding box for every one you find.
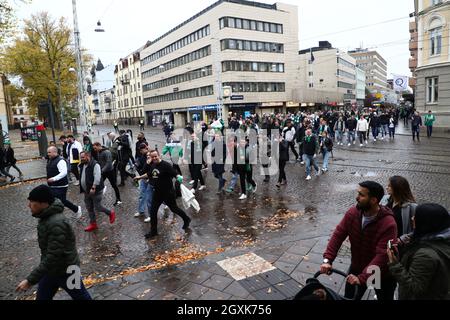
[16,0,413,77]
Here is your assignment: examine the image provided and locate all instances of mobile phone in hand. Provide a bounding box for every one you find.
[388,240,393,250]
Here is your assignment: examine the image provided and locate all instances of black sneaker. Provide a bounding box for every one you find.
[182,217,191,230]
[10,177,15,183]
[145,232,158,239]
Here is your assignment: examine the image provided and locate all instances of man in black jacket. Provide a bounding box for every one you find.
[116,130,134,186]
[79,152,115,232]
[4,141,23,178]
[46,146,82,218]
[134,150,191,239]
[93,142,122,206]
[0,145,15,182]
[411,111,423,142]
[346,115,358,146]
[16,185,91,300]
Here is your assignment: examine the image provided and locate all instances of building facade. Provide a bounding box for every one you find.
[355,67,366,107]
[349,49,388,94]
[295,41,357,108]
[415,0,450,130]
[409,6,419,91]
[0,74,10,138]
[114,50,144,126]
[140,0,299,127]
[10,97,32,127]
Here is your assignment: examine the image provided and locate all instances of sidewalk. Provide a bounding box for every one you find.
[50,235,374,301]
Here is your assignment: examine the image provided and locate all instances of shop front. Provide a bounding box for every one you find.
[172,108,188,128]
[286,101,300,114]
[227,103,257,118]
[146,110,163,127]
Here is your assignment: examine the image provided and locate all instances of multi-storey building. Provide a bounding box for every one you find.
[10,97,32,127]
[415,0,450,130]
[409,7,419,91]
[98,88,116,125]
[295,41,357,108]
[348,48,388,94]
[0,74,10,137]
[140,0,299,127]
[114,50,144,126]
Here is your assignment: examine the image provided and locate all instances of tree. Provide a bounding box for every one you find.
[0,0,31,45]
[0,12,92,129]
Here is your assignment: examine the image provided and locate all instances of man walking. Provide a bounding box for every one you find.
[356,115,369,147]
[79,152,116,232]
[302,129,320,181]
[92,142,122,206]
[282,119,299,161]
[66,135,83,186]
[424,110,436,138]
[346,115,358,146]
[411,111,423,142]
[3,141,23,178]
[134,143,152,223]
[134,150,191,239]
[16,185,92,300]
[320,181,397,300]
[46,146,82,218]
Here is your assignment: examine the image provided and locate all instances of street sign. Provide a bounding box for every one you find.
[231,95,244,101]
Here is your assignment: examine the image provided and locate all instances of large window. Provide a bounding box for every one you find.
[142,25,210,65]
[337,69,356,80]
[144,86,214,105]
[426,77,439,103]
[222,61,284,73]
[337,81,354,89]
[219,17,283,34]
[430,28,442,56]
[221,39,283,53]
[337,57,356,70]
[222,82,285,93]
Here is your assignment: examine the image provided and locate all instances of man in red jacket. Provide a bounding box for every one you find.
[320,181,397,300]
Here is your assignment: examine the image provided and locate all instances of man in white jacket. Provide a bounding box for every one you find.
[356,116,369,147]
[66,135,83,185]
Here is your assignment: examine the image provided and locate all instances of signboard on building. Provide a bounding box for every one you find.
[231,95,244,101]
[261,102,284,107]
[286,102,300,107]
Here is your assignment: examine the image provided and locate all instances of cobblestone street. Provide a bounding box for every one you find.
[1,126,449,300]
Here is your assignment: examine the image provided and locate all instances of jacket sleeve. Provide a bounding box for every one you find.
[358,222,397,284]
[102,152,113,173]
[324,212,351,262]
[388,248,439,298]
[27,223,69,285]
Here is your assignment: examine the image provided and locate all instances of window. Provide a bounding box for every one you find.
[244,40,251,51]
[257,21,264,31]
[270,23,277,33]
[264,22,270,32]
[236,40,243,50]
[220,18,225,29]
[229,17,235,28]
[430,28,442,56]
[235,18,242,29]
[309,72,313,76]
[432,0,442,5]
[250,20,256,30]
[427,77,439,103]
[243,19,250,30]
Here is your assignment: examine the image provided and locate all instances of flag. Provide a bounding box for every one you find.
[393,75,408,91]
[310,48,315,63]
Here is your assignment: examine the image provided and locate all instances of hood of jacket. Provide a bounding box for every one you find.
[415,227,450,261]
[32,198,65,219]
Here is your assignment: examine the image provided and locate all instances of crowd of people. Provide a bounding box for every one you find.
[12,107,449,300]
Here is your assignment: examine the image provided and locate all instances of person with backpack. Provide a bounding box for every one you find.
[302,129,320,181]
[3,141,23,179]
[320,131,333,173]
[66,135,83,186]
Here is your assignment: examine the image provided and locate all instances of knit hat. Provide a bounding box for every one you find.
[414,203,450,239]
[28,185,55,204]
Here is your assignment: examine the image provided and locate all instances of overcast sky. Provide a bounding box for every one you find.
[16,0,414,77]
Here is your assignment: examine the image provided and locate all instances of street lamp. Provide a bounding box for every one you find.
[95,20,105,32]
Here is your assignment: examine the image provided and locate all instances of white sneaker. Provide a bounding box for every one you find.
[300,161,305,165]
[253,183,258,193]
[144,217,151,223]
[103,185,107,195]
[134,212,142,217]
[317,169,322,176]
[360,144,363,147]
[353,141,356,145]
[306,175,312,181]
[191,189,196,194]
[365,140,368,145]
[73,181,80,186]
[75,206,83,219]
[348,143,351,147]
[189,180,195,185]
[239,194,247,200]
[198,185,206,191]
[381,137,384,140]
[374,138,377,142]
[164,205,169,211]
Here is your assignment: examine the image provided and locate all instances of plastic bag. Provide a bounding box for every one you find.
[180,184,201,213]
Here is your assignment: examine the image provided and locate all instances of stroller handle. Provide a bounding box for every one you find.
[314,269,361,300]
[314,268,348,279]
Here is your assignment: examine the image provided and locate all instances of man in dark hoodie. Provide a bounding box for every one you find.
[93,142,122,206]
[320,181,397,300]
[16,185,91,300]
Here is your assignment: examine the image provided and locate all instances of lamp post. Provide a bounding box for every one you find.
[72,0,91,134]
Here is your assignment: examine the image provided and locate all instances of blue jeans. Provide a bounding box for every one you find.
[381,125,389,137]
[335,130,343,144]
[303,155,319,176]
[214,173,226,191]
[372,127,378,139]
[228,172,239,190]
[389,127,395,138]
[36,274,92,300]
[322,151,331,170]
[347,131,356,144]
[138,180,153,218]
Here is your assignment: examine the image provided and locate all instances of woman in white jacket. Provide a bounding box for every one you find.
[356,116,369,147]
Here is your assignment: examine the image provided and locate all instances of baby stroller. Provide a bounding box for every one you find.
[294,269,360,300]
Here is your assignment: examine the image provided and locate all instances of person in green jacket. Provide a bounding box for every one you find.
[16,185,92,300]
[387,203,450,300]
[424,110,436,138]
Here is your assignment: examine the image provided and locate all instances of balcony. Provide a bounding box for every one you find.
[409,20,417,32]
[409,58,418,70]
